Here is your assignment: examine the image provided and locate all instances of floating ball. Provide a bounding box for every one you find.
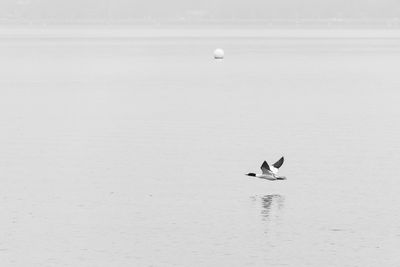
[214,48,224,59]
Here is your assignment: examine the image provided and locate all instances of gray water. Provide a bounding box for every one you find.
[1,29,400,266]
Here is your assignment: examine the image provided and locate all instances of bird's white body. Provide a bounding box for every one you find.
[269,165,279,175]
[255,173,279,180]
[255,174,286,180]
[246,157,286,181]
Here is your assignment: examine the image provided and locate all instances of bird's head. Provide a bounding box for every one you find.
[246,173,256,177]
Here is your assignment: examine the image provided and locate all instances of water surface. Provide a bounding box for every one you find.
[0,29,400,266]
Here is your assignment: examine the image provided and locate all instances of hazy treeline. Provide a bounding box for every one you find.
[1,0,400,24]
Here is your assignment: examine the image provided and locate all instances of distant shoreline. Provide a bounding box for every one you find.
[1,18,400,27]
[1,26,400,39]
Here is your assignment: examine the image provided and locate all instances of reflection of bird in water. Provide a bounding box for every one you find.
[260,194,285,221]
[250,194,285,235]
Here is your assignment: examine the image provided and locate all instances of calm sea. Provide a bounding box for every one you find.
[0,28,400,266]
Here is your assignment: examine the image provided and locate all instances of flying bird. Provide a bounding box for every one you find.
[246,157,286,181]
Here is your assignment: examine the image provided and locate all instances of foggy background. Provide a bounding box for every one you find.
[1,0,400,26]
[2,0,400,266]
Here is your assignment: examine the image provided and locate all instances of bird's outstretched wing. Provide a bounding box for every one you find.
[273,157,284,169]
[260,161,271,174]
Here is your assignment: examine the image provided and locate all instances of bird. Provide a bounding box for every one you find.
[246,157,286,181]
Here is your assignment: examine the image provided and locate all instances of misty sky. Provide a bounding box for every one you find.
[1,0,400,22]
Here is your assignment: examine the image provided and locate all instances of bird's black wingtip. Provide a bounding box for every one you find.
[272,156,284,169]
[261,160,270,171]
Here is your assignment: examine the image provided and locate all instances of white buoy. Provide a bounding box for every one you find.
[214,48,224,59]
